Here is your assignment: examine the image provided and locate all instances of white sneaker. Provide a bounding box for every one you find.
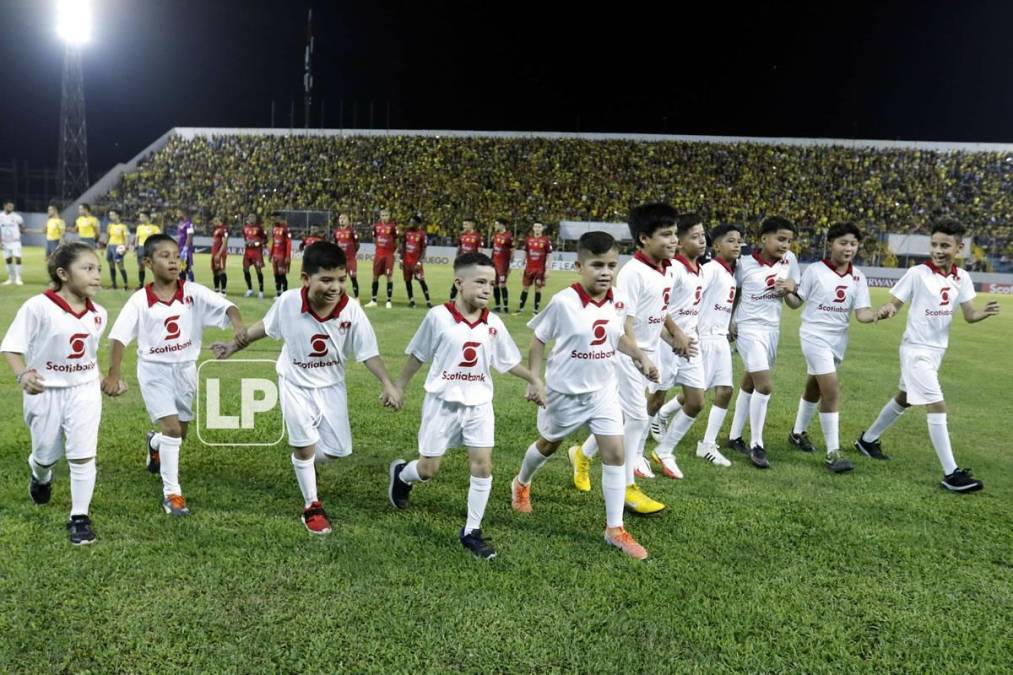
[15,278,23,285]
[258,292,264,299]
[1,279,11,285]
[649,413,669,443]
[244,289,253,297]
[634,455,656,479]
[385,301,392,309]
[364,300,378,308]
[696,441,732,467]
[649,449,684,479]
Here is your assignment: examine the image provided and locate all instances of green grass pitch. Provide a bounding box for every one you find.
[1,247,1010,672]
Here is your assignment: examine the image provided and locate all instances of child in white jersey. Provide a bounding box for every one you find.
[2,243,123,544]
[388,252,546,560]
[855,220,998,492]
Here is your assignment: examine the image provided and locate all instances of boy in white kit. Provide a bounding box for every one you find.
[2,243,124,544]
[787,223,885,473]
[855,220,998,492]
[726,216,802,469]
[387,252,546,560]
[1,199,25,285]
[102,234,248,516]
[508,232,658,560]
[212,242,402,533]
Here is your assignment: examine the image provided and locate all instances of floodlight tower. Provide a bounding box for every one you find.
[56,0,92,201]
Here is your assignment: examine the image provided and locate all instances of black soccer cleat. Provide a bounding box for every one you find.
[788,431,817,453]
[408,300,416,308]
[825,451,854,473]
[67,514,97,545]
[425,302,433,309]
[146,431,160,474]
[750,445,770,469]
[854,432,890,460]
[460,528,496,560]
[29,475,52,505]
[388,460,413,510]
[727,437,749,455]
[941,468,983,493]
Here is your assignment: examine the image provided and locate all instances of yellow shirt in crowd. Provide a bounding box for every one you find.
[46,218,66,241]
[106,222,129,246]
[135,223,160,246]
[76,215,99,238]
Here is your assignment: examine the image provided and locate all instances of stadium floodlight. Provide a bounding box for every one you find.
[56,0,92,46]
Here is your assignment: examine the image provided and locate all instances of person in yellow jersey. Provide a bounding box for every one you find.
[103,209,131,290]
[133,210,160,289]
[45,205,66,259]
[74,204,99,248]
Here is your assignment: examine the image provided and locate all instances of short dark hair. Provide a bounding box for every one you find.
[577,231,617,259]
[931,219,966,238]
[628,203,677,248]
[138,210,150,219]
[80,203,91,212]
[143,233,178,259]
[48,242,98,290]
[760,216,796,236]
[676,212,704,237]
[302,241,347,276]
[710,223,745,242]
[454,251,494,272]
[826,222,863,242]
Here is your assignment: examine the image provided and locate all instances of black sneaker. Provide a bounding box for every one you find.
[388,460,413,509]
[146,431,160,474]
[825,451,854,473]
[727,437,749,455]
[67,515,96,545]
[460,528,496,560]
[408,300,416,308]
[425,302,433,309]
[854,432,890,460]
[29,475,52,505]
[494,306,502,313]
[750,445,770,469]
[788,431,817,453]
[941,468,983,493]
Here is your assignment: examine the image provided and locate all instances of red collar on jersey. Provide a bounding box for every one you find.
[710,256,735,275]
[821,259,854,278]
[923,261,960,279]
[571,282,614,307]
[674,254,701,275]
[43,289,96,318]
[300,287,350,322]
[444,301,489,328]
[145,280,185,307]
[633,250,672,274]
[751,250,785,267]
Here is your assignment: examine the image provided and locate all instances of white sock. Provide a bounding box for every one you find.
[729,389,751,439]
[658,396,682,420]
[464,475,492,534]
[602,464,625,528]
[6,263,13,279]
[400,459,423,484]
[749,392,771,448]
[927,413,957,475]
[581,435,598,459]
[518,443,549,485]
[623,417,649,485]
[793,398,818,435]
[69,459,96,516]
[863,399,906,442]
[28,455,53,483]
[819,412,840,453]
[159,435,183,497]
[656,410,697,457]
[291,454,318,506]
[703,405,728,445]
[149,432,162,450]
[14,263,22,280]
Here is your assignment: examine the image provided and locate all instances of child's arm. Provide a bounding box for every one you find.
[225,305,249,347]
[101,340,128,396]
[211,320,267,359]
[3,351,45,395]
[618,334,659,382]
[854,307,879,323]
[362,355,402,410]
[961,299,1000,323]
[527,336,546,378]
[394,355,424,391]
[876,295,905,320]
[508,363,546,407]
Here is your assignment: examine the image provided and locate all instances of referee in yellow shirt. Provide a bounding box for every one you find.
[45,205,66,258]
[133,209,160,288]
[104,209,131,290]
[74,203,99,247]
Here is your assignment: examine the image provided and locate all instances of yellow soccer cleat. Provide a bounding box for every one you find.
[624,484,666,515]
[568,445,592,492]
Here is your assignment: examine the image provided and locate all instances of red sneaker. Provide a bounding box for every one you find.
[511,477,532,513]
[301,501,332,535]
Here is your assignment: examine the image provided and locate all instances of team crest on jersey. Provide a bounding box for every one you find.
[615,301,625,310]
[765,274,777,288]
[185,295,194,306]
[94,316,103,326]
[488,327,497,337]
[164,316,181,341]
[338,320,351,335]
[939,287,950,306]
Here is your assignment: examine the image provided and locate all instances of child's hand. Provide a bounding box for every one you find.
[19,369,44,395]
[774,278,797,296]
[525,380,547,407]
[983,300,1000,317]
[380,382,403,411]
[876,303,897,321]
[211,341,238,360]
[100,375,126,397]
[637,355,659,382]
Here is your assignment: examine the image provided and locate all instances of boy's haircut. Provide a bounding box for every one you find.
[81,203,91,212]
[48,242,97,290]
[628,203,678,247]
[302,241,347,275]
[931,219,966,238]
[710,223,745,242]
[138,210,150,219]
[826,222,863,242]
[759,216,796,236]
[676,212,704,237]
[143,233,178,259]
[577,231,617,259]
[454,251,494,272]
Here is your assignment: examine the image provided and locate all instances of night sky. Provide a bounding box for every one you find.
[2,0,1012,177]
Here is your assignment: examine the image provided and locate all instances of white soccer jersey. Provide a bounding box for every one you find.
[527,283,629,395]
[406,302,521,405]
[891,262,975,351]
[798,260,871,338]
[263,288,379,388]
[668,255,705,335]
[617,251,675,351]
[0,211,23,243]
[1,290,108,387]
[734,250,801,330]
[109,280,235,363]
[697,257,737,338]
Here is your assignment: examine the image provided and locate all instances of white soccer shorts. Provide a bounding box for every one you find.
[800,333,847,376]
[23,381,101,464]
[537,386,624,442]
[735,328,780,373]
[418,393,495,456]
[615,351,650,421]
[279,376,352,457]
[700,337,733,390]
[649,347,677,392]
[137,360,197,423]
[3,242,22,258]
[898,345,945,405]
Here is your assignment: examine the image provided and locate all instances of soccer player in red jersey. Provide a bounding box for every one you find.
[300,227,324,251]
[270,216,293,297]
[241,213,267,299]
[400,214,433,309]
[366,208,398,308]
[210,215,229,295]
[331,213,360,300]
[449,219,484,300]
[491,218,514,312]
[515,222,553,314]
